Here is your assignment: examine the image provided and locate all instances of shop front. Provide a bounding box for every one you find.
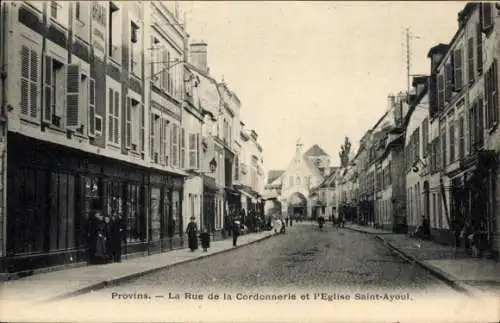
[201,174,217,233]
[148,172,184,254]
[447,150,498,256]
[2,133,184,274]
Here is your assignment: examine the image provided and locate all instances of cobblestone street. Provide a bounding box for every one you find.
[71,223,457,299]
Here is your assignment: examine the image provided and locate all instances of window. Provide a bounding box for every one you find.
[130,21,141,76]
[422,118,429,158]
[50,1,58,19]
[107,88,120,145]
[108,2,120,61]
[296,176,301,186]
[449,121,455,164]
[458,116,465,160]
[476,23,483,74]
[485,59,498,129]
[188,133,199,169]
[125,183,145,243]
[436,135,441,171]
[43,55,65,126]
[75,2,82,20]
[481,2,493,32]
[429,74,437,117]
[126,97,140,151]
[467,37,474,84]
[20,45,40,120]
[453,48,463,92]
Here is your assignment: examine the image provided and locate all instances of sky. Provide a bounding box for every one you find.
[183,1,466,174]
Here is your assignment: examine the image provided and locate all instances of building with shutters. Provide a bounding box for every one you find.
[423,2,500,256]
[236,124,265,223]
[0,1,191,274]
[183,41,222,235]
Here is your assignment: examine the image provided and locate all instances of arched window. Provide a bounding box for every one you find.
[296,176,301,185]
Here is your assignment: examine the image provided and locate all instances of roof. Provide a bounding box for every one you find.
[267,170,285,184]
[304,144,329,157]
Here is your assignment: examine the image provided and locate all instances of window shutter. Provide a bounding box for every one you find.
[453,48,463,91]
[140,104,145,152]
[108,89,114,142]
[467,38,474,85]
[180,127,185,169]
[445,63,453,102]
[437,74,444,113]
[125,97,132,148]
[29,49,39,119]
[478,98,484,146]
[188,133,195,168]
[113,91,119,144]
[428,74,437,116]
[481,3,493,32]
[43,55,52,122]
[20,46,30,116]
[88,78,96,136]
[476,23,483,74]
[493,60,499,124]
[66,64,81,127]
[196,133,200,169]
[164,121,169,164]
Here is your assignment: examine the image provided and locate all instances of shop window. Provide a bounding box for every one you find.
[150,187,161,241]
[125,183,144,243]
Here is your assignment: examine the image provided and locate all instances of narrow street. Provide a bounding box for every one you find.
[71,223,457,300]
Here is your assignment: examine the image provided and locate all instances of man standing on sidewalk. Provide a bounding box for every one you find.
[232,216,241,247]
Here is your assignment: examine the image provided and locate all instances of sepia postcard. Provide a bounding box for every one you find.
[0,1,499,322]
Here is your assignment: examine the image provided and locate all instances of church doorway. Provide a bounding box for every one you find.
[288,192,307,221]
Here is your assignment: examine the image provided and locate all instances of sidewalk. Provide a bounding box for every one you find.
[345,224,500,296]
[0,230,276,303]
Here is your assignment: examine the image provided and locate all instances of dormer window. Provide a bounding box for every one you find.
[481,2,494,33]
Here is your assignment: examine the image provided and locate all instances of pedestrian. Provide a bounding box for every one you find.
[94,213,108,264]
[290,215,293,227]
[109,214,123,262]
[199,226,210,252]
[186,216,198,252]
[86,212,98,264]
[285,216,289,227]
[232,216,240,247]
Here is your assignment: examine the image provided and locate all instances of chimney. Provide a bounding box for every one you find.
[412,75,429,97]
[427,43,449,74]
[387,94,395,112]
[189,41,209,73]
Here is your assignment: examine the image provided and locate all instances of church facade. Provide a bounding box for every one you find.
[264,141,337,219]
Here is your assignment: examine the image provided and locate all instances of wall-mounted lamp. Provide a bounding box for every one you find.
[209,157,217,173]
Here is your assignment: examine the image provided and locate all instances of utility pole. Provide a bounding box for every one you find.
[406,27,411,99]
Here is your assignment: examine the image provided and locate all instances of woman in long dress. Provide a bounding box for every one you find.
[186,216,198,252]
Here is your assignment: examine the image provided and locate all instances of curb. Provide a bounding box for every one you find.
[375,235,481,297]
[344,226,393,235]
[43,232,276,303]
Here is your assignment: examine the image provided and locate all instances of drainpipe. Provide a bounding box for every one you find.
[0,1,9,261]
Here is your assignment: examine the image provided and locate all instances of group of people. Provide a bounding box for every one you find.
[87,212,124,265]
